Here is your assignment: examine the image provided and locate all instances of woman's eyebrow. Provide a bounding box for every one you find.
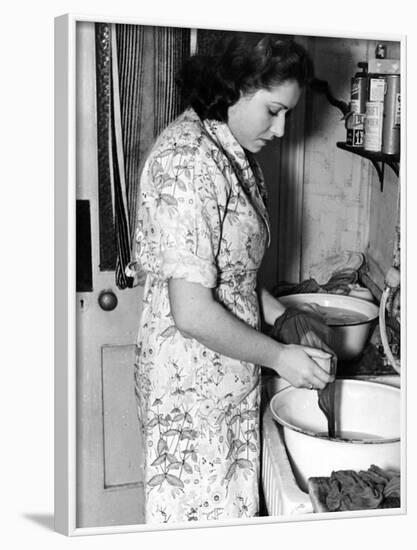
[270,101,289,109]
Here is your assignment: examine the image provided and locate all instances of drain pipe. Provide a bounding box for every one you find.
[379,266,401,373]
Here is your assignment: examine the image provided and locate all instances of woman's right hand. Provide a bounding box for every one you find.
[273,343,335,390]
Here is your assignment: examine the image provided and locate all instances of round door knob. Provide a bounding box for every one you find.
[98,290,118,311]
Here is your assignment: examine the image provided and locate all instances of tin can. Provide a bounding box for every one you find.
[382,75,401,155]
[375,43,387,59]
[364,101,384,152]
[368,75,386,102]
[351,75,368,114]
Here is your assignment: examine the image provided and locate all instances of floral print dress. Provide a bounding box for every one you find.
[132,108,271,524]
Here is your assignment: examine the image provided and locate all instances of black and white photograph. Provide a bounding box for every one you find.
[4,0,417,548]
[53,14,406,535]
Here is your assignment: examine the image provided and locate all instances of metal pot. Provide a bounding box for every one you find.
[279,293,379,361]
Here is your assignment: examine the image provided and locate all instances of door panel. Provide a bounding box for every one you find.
[76,21,145,528]
[102,345,143,488]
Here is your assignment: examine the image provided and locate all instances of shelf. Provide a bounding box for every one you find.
[336,142,399,191]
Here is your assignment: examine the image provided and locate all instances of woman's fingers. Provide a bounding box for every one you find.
[304,367,332,390]
[303,345,331,359]
[302,347,335,388]
[276,344,335,389]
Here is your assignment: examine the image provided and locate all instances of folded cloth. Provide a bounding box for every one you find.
[325,465,400,511]
[270,307,337,437]
[326,469,383,511]
[272,271,360,298]
[273,278,322,297]
[309,251,364,286]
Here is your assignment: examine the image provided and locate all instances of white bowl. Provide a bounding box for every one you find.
[270,379,400,492]
[279,293,379,361]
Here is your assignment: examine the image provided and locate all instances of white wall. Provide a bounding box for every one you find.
[258,35,401,289]
[301,36,400,284]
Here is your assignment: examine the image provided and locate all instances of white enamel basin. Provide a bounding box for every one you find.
[270,379,400,492]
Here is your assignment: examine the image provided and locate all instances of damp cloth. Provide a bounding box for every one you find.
[325,465,400,511]
[273,270,360,298]
[272,252,365,298]
[270,307,337,438]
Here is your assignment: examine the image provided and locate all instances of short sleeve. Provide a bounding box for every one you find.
[140,141,221,288]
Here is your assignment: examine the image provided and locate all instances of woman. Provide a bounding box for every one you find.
[130,33,333,524]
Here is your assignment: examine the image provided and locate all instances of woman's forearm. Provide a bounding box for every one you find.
[168,278,333,389]
[170,281,284,369]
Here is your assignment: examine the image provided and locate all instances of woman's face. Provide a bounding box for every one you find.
[227,79,302,153]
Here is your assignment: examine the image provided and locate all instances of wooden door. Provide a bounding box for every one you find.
[75,21,145,528]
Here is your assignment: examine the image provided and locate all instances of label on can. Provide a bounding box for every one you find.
[364,101,384,151]
[350,99,361,114]
[369,77,386,102]
[351,76,368,113]
[346,113,365,146]
[353,129,364,146]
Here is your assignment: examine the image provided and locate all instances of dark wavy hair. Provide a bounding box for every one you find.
[177,33,314,121]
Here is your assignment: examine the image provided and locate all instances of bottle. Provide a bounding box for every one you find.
[346,62,368,146]
[351,62,369,114]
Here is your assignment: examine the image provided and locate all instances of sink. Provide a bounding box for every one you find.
[261,373,401,515]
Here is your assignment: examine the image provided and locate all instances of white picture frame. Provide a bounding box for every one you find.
[54,12,407,537]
